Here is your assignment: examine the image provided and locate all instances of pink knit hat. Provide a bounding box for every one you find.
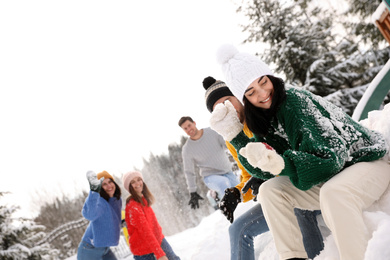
[122,171,143,193]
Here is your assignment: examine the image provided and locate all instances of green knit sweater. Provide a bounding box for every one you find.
[231,87,387,190]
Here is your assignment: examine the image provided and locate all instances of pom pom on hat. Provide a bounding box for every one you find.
[216,44,273,103]
[122,171,143,193]
[202,76,217,90]
[203,76,234,113]
[97,170,114,180]
[216,44,239,65]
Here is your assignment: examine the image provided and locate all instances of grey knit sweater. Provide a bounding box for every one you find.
[182,127,232,193]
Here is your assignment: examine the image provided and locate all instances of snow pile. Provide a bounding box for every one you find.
[161,184,390,260]
[360,103,390,161]
[163,201,280,260]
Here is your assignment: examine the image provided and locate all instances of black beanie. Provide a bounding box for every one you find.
[203,76,234,112]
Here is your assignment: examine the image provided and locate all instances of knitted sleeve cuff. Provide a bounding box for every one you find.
[155,245,166,259]
[281,149,344,190]
[230,131,251,150]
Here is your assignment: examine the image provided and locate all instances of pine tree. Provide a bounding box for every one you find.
[236,0,390,98]
[0,192,59,260]
[342,0,383,48]
[33,192,88,258]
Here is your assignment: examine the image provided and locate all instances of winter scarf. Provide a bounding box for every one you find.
[81,191,122,247]
[231,87,387,190]
[125,197,165,259]
[225,123,257,202]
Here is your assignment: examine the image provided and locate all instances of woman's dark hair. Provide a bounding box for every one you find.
[100,178,121,201]
[125,181,155,206]
[243,75,286,137]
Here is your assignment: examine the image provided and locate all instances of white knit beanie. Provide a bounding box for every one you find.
[122,171,143,193]
[216,44,273,103]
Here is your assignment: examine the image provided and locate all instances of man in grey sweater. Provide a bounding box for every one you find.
[178,116,239,209]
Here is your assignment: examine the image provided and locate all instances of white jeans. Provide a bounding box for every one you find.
[258,159,390,260]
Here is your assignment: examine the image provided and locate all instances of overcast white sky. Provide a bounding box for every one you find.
[0,0,259,217]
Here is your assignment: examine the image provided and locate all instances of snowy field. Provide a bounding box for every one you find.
[67,104,390,260]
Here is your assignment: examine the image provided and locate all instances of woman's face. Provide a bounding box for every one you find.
[244,76,274,109]
[102,178,116,198]
[130,177,143,196]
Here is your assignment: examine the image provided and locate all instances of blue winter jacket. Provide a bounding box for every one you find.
[81,191,122,247]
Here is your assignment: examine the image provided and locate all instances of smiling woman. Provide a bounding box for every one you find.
[77,170,122,260]
[211,44,390,260]
[123,171,180,260]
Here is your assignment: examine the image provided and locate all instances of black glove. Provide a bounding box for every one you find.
[188,192,204,209]
[242,176,265,201]
[86,171,104,193]
[219,187,241,223]
[121,219,127,228]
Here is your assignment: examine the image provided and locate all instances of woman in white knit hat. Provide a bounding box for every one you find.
[210,44,390,260]
[122,171,180,260]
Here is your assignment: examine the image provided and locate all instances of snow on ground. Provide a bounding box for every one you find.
[150,183,390,260]
[67,104,390,260]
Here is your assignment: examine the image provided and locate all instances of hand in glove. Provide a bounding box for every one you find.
[242,176,265,201]
[219,187,241,223]
[86,170,104,193]
[210,100,243,141]
[239,142,285,176]
[188,192,204,209]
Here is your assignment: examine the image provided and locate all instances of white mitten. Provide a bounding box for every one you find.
[210,100,243,141]
[239,142,285,175]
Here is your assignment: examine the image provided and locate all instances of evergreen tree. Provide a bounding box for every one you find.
[236,0,389,98]
[239,0,335,95]
[33,192,88,258]
[342,0,383,48]
[0,192,59,260]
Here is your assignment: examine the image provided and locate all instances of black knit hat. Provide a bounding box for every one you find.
[203,76,234,112]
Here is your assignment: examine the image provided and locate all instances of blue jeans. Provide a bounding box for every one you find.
[294,208,324,259]
[133,238,180,260]
[77,240,117,260]
[204,172,240,200]
[229,204,323,260]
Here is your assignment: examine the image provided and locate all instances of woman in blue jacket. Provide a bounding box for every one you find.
[77,170,122,260]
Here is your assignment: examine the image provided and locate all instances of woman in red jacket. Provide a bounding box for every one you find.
[122,171,180,260]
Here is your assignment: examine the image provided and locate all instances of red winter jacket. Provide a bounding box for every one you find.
[125,197,165,258]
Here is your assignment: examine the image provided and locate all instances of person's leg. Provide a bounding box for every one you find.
[160,237,181,260]
[229,203,269,260]
[224,171,240,187]
[294,209,323,259]
[204,174,233,200]
[258,176,321,260]
[77,240,106,260]
[206,190,219,210]
[320,160,390,260]
[102,248,117,260]
[133,254,156,260]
